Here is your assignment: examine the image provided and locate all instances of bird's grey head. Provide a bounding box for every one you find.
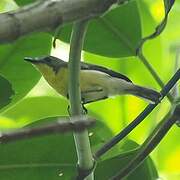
[24,56,66,73]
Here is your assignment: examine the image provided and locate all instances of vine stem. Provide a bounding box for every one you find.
[68,20,94,180]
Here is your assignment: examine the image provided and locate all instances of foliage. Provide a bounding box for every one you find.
[0,0,180,179]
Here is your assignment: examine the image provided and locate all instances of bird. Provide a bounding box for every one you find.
[24,56,161,105]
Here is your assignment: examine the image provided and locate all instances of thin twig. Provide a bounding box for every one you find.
[0,117,96,143]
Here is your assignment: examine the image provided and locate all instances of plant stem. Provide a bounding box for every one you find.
[0,118,95,143]
[68,20,94,180]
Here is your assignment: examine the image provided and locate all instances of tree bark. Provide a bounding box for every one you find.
[0,0,119,44]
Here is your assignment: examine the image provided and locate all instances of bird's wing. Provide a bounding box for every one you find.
[81,85,107,104]
[80,62,132,83]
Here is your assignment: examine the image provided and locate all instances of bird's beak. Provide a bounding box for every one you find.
[24,57,41,64]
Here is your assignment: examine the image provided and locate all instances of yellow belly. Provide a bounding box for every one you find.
[54,68,68,97]
[41,66,108,102]
[54,68,105,96]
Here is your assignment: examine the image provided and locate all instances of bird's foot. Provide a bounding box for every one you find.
[82,104,88,114]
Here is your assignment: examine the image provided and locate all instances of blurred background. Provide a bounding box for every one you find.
[0,0,180,179]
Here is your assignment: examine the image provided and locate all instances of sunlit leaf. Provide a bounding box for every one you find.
[137,0,176,53]
[1,96,68,126]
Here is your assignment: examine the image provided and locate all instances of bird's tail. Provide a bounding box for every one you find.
[127,85,161,104]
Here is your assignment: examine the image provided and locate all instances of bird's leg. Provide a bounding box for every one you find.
[67,105,71,115]
[82,103,88,114]
[81,97,88,114]
[66,94,72,115]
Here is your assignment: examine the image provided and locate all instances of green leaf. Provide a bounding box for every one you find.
[0,114,158,180]
[1,96,114,147]
[137,1,156,36]
[0,75,14,109]
[1,96,114,150]
[95,140,158,180]
[0,133,77,180]
[0,115,114,179]
[59,1,141,58]
[0,33,52,112]
[154,125,180,172]
[1,96,68,127]
[137,0,176,52]
[95,152,158,180]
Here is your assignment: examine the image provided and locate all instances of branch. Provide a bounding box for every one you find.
[68,20,94,180]
[95,68,180,159]
[0,117,95,143]
[0,0,120,44]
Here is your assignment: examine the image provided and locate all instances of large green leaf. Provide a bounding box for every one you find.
[1,96,68,126]
[1,96,115,152]
[0,134,158,180]
[0,115,113,179]
[1,96,114,148]
[0,133,77,179]
[59,1,141,58]
[95,150,158,180]
[0,33,52,112]
[95,140,158,179]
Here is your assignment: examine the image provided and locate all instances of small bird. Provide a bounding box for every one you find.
[24,56,161,104]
